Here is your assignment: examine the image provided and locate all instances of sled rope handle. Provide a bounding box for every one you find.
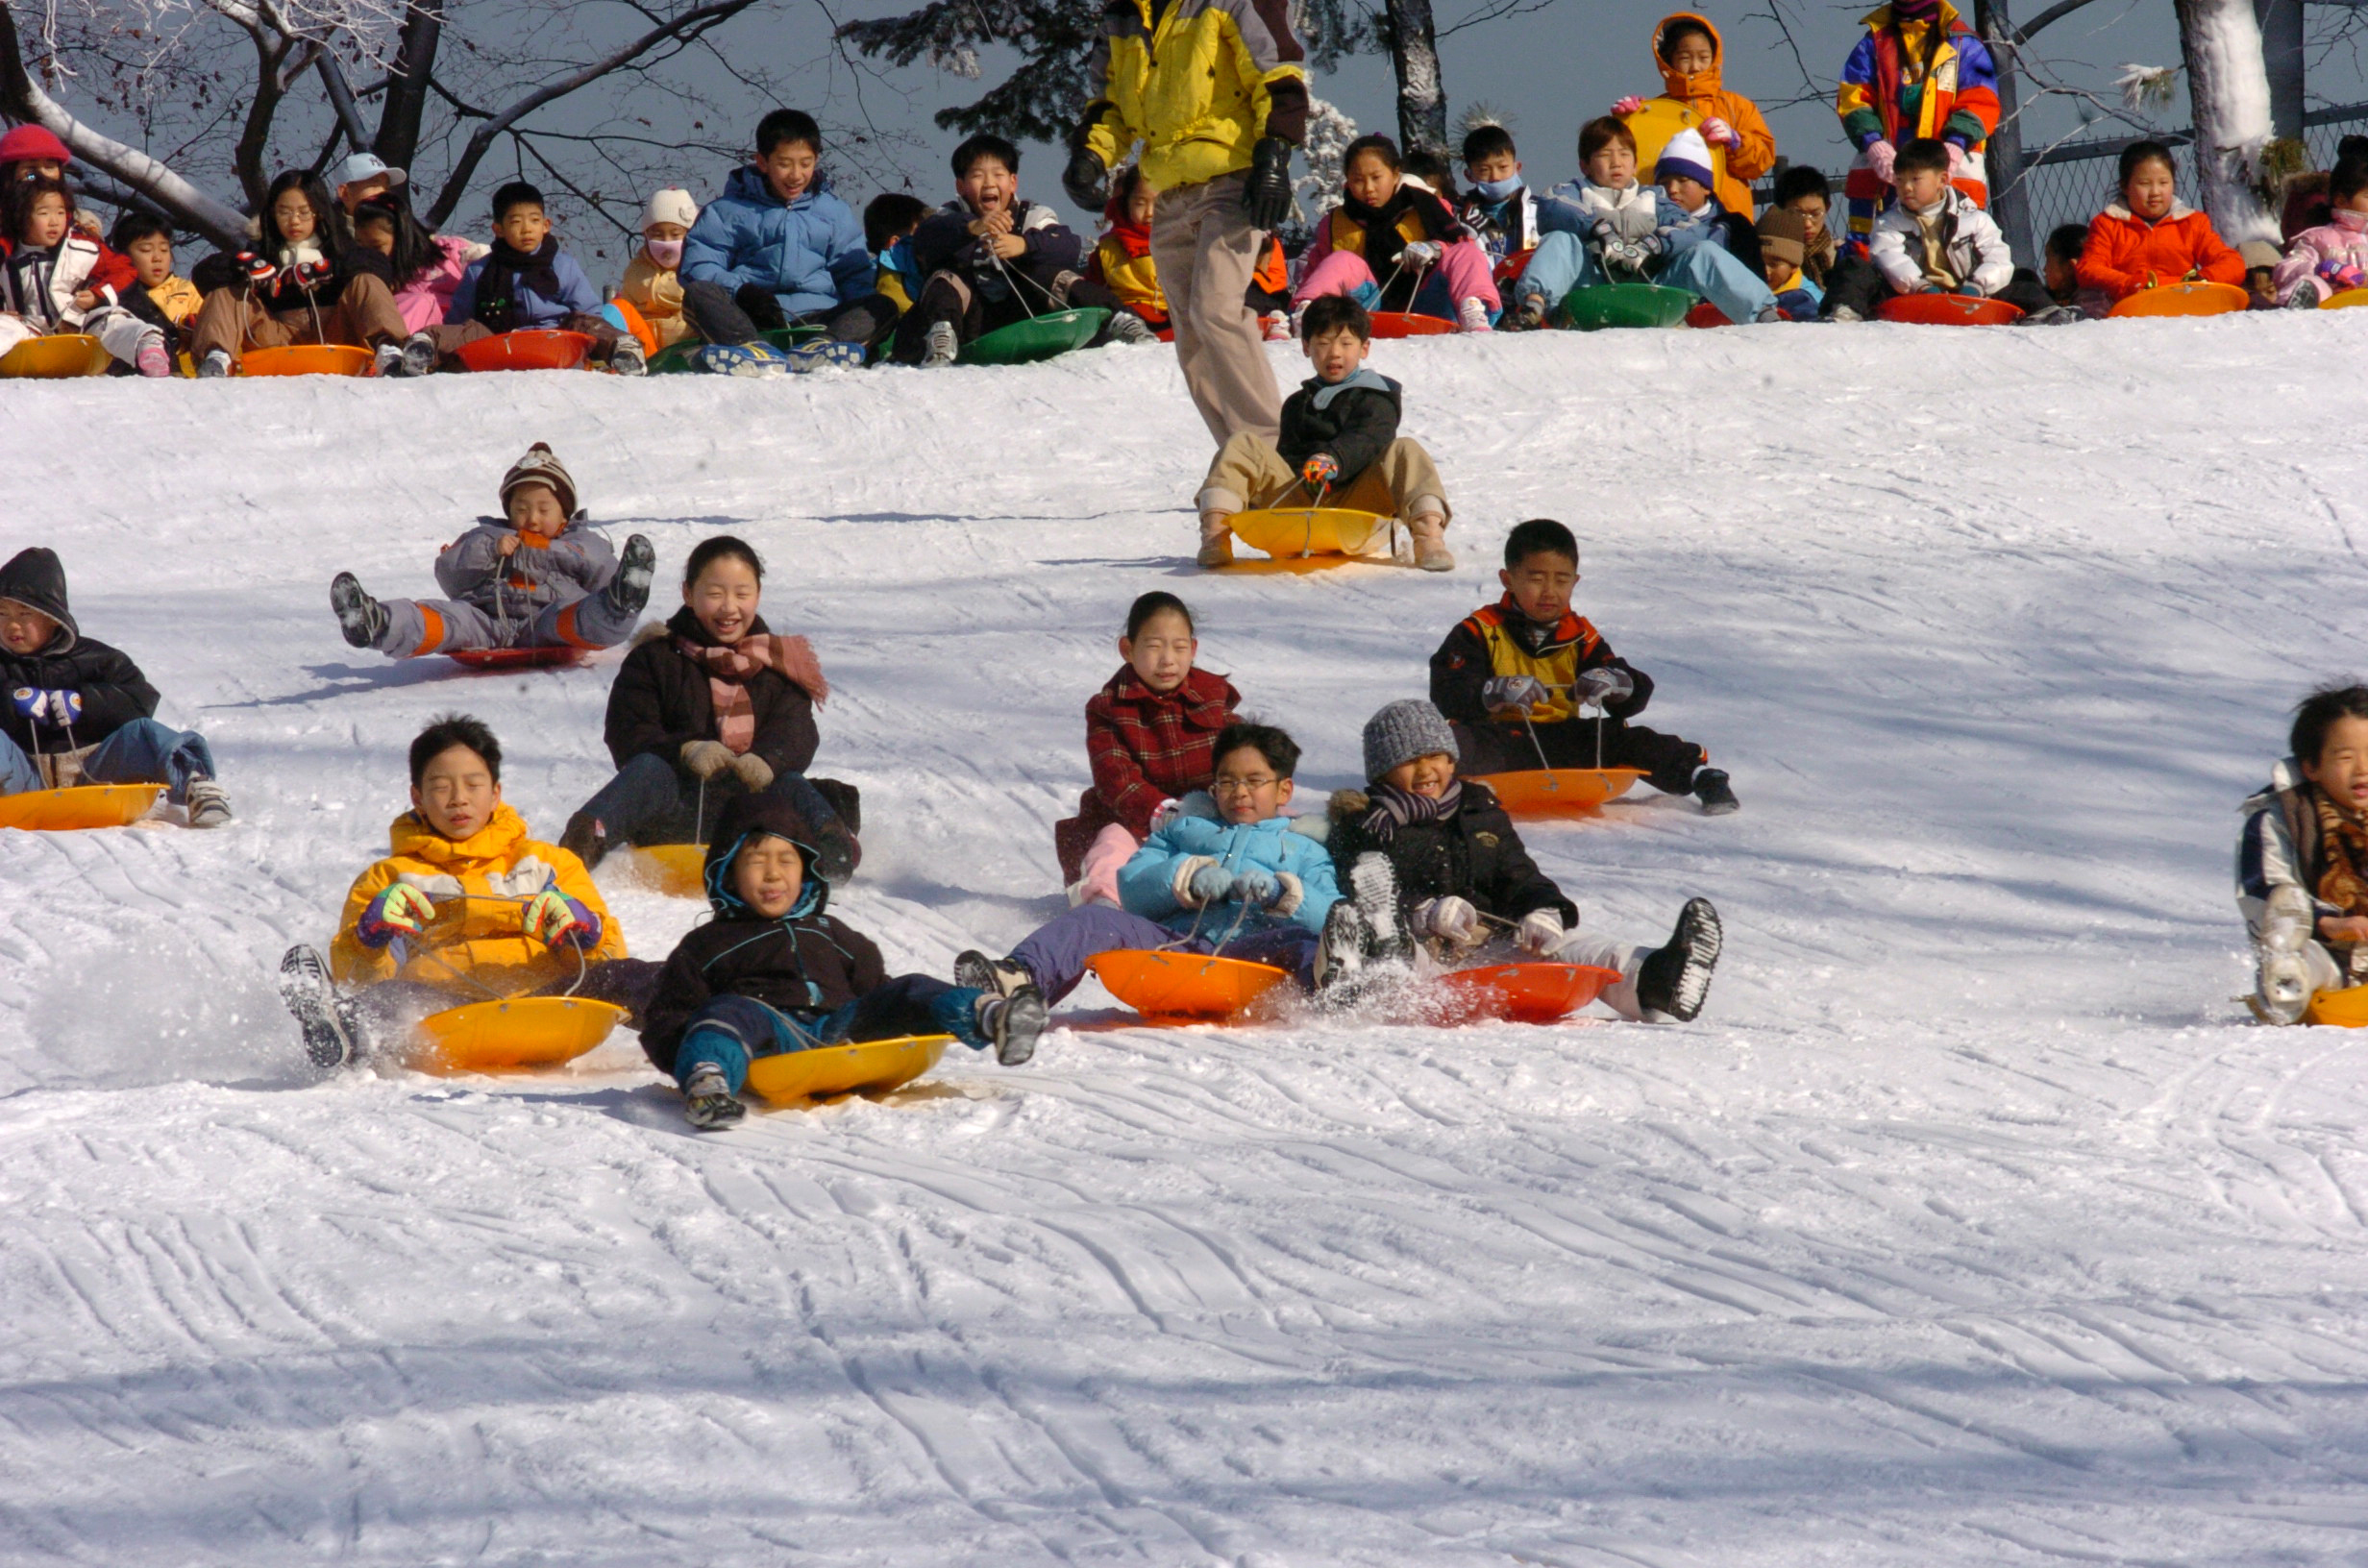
[1518,706,1558,794]
[398,892,594,1000]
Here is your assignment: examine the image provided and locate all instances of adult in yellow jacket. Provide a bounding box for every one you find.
[1063,0,1308,448]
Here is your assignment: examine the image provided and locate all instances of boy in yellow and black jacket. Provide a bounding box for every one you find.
[1429,518,1738,814]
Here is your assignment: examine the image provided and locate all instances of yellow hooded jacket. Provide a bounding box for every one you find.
[1636,12,1775,221]
[1077,0,1310,194]
[331,803,626,991]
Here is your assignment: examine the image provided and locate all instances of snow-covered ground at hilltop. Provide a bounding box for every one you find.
[6,316,2368,1566]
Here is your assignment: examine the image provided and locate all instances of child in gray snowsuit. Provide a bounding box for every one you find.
[329,443,654,660]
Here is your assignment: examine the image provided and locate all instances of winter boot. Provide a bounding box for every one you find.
[611,336,649,377]
[920,320,959,368]
[696,341,788,378]
[954,949,1032,998]
[136,338,172,378]
[198,348,234,379]
[681,1064,747,1130]
[1406,510,1454,572]
[1105,309,1155,345]
[373,342,404,377]
[2256,883,2318,1025]
[1634,898,1722,1022]
[811,778,863,837]
[1316,899,1374,989]
[330,573,388,649]
[397,331,438,378]
[784,338,866,373]
[558,811,608,872]
[2286,282,2323,309]
[185,778,233,829]
[603,534,656,623]
[1197,512,1235,570]
[1456,297,1493,332]
[1504,294,1547,331]
[1348,851,1412,963]
[977,985,1048,1066]
[1693,768,1739,815]
[279,944,358,1070]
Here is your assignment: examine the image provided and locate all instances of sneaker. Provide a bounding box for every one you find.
[682,1064,746,1130]
[558,811,608,872]
[611,336,648,377]
[783,338,867,373]
[695,341,788,378]
[185,778,232,828]
[2286,282,2322,310]
[1457,297,1493,332]
[1753,305,1787,324]
[2257,884,2317,1024]
[135,339,172,378]
[1407,513,1454,572]
[1693,768,1739,815]
[1505,295,1547,331]
[1262,311,1294,341]
[1634,898,1722,1022]
[198,348,234,379]
[398,331,437,377]
[977,984,1048,1066]
[603,533,655,622]
[1827,305,1863,323]
[954,949,1032,998]
[1315,899,1373,989]
[329,572,387,649]
[1347,852,1411,963]
[2022,304,2081,326]
[920,320,959,368]
[1105,309,1155,345]
[278,944,358,1070]
[373,342,404,377]
[1196,513,1234,570]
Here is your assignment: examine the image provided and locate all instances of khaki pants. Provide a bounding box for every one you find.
[188,273,407,363]
[1197,431,1450,527]
[1152,173,1281,447]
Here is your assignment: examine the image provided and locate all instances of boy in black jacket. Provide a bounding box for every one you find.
[1431,519,1737,814]
[1194,294,1452,571]
[1329,699,1722,1022]
[0,547,230,826]
[641,791,1048,1129]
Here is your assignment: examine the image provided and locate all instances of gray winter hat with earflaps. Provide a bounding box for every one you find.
[1362,698,1459,783]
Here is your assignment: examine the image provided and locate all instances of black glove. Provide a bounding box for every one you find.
[1242,136,1294,232]
[1063,150,1109,211]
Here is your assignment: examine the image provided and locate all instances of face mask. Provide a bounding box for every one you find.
[644,238,683,268]
[1472,174,1523,202]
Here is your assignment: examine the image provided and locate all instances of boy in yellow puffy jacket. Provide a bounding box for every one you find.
[278,714,657,1069]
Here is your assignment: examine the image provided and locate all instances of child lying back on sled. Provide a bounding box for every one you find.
[1327,698,1722,1022]
[330,443,654,661]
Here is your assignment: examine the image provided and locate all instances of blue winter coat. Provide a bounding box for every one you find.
[1117,810,1341,939]
[681,166,873,318]
[445,247,602,329]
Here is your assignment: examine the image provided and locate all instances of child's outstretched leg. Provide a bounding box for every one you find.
[1657,242,1781,324]
[1507,232,1599,328]
[1195,431,1298,568]
[520,535,655,650]
[1291,251,1380,322]
[830,973,1048,1067]
[277,946,360,1069]
[1338,438,1453,571]
[330,574,502,659]
[83,306,172,378]
[1557,897,1721,1022]
[957,903,1174,1005]
[78,718,231,825]
[1415,240,1500,331]
[2254,884,2343,1024]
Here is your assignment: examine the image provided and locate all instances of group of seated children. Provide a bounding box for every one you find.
[1081,164,1295,341]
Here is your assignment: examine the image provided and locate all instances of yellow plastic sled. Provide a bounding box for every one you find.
[744,1033,950,1104]
[1469,769,1644,817]
[0,333,111,379]
[1228,506,1394,563]
[2305,987,2368,1027]
[406,994,627,1073]
[0,784,164,831]
[620,843,706,897]
[2323,287,2368,310]
[1089,949,1292,1020]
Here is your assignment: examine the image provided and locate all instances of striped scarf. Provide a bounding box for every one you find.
[1360,780,1462,845]
[676,633,828,756]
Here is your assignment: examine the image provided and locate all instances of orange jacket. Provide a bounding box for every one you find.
[2076,201,2244,302]
[1643,12,1774,220]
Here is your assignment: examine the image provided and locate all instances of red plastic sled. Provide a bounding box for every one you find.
[1685,301,1732,329]
[1367,311,1457,338]
[455,329,595,373]
[2109,281,2248,319]
[1088,949,1292,1020]
[447,646,587,671]
[1470,769,1644,817]
[1878,293,2023,327]
[1429,963,1621,1025]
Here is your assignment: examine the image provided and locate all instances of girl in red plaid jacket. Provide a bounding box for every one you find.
[1053,592,1241,905]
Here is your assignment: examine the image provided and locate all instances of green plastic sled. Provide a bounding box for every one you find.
[648,325,827,377]
[959,307,1109,366]
[1556,283,1695,331]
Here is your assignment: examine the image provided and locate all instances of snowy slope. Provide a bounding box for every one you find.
[6,317,2368,1565]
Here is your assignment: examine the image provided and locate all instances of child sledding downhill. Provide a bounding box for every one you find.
[329,443,655,661]
[1195,294,1454,572]
[0,548,231,827]
[1431,519,1738,815]
[1327,699,1723,1022]
[639,790,1047,1131]
[278,715,657,1070]
[1054,591,1240,908]
[2237,684,2368,1025]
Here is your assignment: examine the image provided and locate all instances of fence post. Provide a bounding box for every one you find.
[2256,0,2304,140]
[1975,0,2039,267]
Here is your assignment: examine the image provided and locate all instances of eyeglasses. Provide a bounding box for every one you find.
[1211,774,1278,795]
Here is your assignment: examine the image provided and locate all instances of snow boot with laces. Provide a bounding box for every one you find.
[330,573,388,649]
[1315,899,1375,990]
[2255,883,2318,1025]
[185,778,233,829]
[954,950,1033,998]
[1634,898,1722,1022]
[279,944,358,1070]
[681,1064,747,1130]
[602,534,656,623]
[975,985,1048,1066]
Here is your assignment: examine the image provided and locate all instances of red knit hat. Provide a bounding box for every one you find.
[0,125,72,168]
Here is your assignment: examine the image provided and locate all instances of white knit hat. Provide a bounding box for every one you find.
[1656,128,1716,191]
[642,188,699,232]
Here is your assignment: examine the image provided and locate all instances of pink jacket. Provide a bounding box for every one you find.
[2273,208,2368,306]
[395,234,485,333]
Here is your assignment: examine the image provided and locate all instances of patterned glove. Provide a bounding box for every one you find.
[1482,674,1549,713]
[1401,239,1442,270]
[1516,908,1565,954]
[1699,117,1737,149]
[1413,895,1480,944]
[730,751,774,791]
[1182,860,1234,907]
[236,251,278,288]
[680,740,735,779]
[523,889,600,948]
[289,258,336,291]
[1574,667,1635,708]
[1233,867,1278,906]
[2326,260,2368,292]
[357,883,434,948]
[1301,453,1340,490]
[1612,95,1645,115]
[9,688,80,725]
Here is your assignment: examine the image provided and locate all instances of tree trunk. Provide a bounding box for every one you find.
[1381,0,1444,158]
[2176,0,2280,251]
[1974,0,2037,267]
[376,0,444,171]
[2254,0,2303,140]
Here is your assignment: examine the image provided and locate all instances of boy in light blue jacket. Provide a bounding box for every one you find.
[678,108,892,374]
[955,722,1370,1008]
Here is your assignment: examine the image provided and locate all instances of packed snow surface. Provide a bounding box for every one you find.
[7,317,2368,1565]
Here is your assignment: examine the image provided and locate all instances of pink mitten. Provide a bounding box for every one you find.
[1864,139,1897,185]
[1699,117,1737,149]
[1612,96,1645,116]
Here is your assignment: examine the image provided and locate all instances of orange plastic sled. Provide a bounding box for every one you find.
[1088,949,1292,1020]
[1228,505,1394,562]
[2305,987,2368,1027]
[1429,963,1621,1024]
[1878,293,2024,327]
[455,329,595,373]
[0,333,111,378]
[619,844,706,898]
[2109,281,2249,319]
[0,784,164,830]
[406,995,626,1073]
[1470,769,1644,817]
[2322,287,2368,310]
[447,645,587,672]
[240,344,374,377]
[744,1033,950,1104]
[1367,311,1456,338]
